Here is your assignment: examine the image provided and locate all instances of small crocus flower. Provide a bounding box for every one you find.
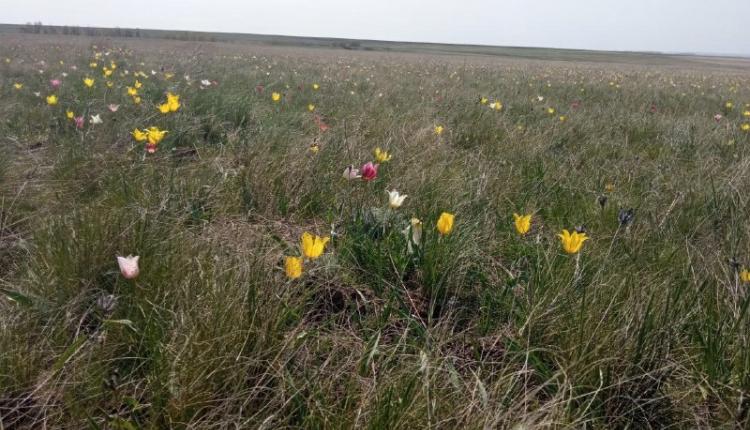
[301,232,330,260]
[83,77,95,88]
[272,92,281,102]
[436,212,455,236]
[343,165,361,180]
[558,229,588,254]
[285,256,303,279]
[90,114,103,125]
[116,255,139,279]
[513,213,532,235]
[386,190,407,209]
[740,268,750,283]
[434,125,444,135]
[374,147,392,163]
[74,116,84,129]
[360,162,378,181]
[50,79,61,89]
[46,95,58,105]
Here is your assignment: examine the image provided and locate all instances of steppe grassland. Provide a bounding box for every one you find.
[2,35,750,428]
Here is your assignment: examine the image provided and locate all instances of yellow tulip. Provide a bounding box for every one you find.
[83,78,95,88]
[46,95,58,106]
[127,86,138,96]
[434,125,444,135]
[132,96,142,104]
[374,147,392,163]
[131,128,148,142]
[741,123,750,132]
[106,81,114,88]
[146,127,168,145]
[513,213,532,235]
[134,80,142,89]
[740,269,750,283]
[285,256,303,279]
[307,104,315,112]
[480,97,488,105]
[166,92,180,111]
[158,103,171,114]
[312,83,320,90]
[301,232,329,260]
[436,212,455,236]
[66,110,75,120]
[272,92,281,102]
[89,62,98,68]
[558,229,588,254]
[13,83,23,90]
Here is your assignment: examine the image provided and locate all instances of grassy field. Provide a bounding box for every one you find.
[1,34,750,428]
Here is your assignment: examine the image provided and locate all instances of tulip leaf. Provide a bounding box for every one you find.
[0,287,34,307]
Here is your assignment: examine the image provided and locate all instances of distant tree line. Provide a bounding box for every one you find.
[17,22,219,42]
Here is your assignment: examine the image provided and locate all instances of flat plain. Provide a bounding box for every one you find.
[2,33,750,428]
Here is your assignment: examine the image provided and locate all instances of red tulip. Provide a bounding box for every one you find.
[360,162,378,181]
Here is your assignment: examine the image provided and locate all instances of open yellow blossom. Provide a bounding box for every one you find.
[547,107,556,115]
[301,232,329,260]
[513,213,532,235]
[131,128,148,142]
[480,97,488,105]
[103,68,113,77]
[83,77,95,88]
[436,212,455,236]
[272,92,281,102]
[134,80,142,89]
[285,256,303,279]
[46,95,58,106]
[312,83,320,90]
[741,269,750,283]
[743,110,750,118]
[307,104,315,112]
[725,101,734,110]
[741,123,750,132]
[127,86,138,96]
[158,103,171,114]
[132,96,142,104]
[146,127,168,145]
[106,81,113,88]
[13,83,23,90]
[558,229,588,254]
[66,110,75,120]
[490,101,502,111]
[434,125,444,135]
[89,62,98,68]
[374,147,392,163]
[166,92,180,111]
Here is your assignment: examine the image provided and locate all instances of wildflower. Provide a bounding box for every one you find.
[103,68,113,77]
[559,115,566,122]
[742,123,750,132]
[480,97,488,105]
[200,79,212,87]
[83,77,95,88]
[272,92,281,102]
[436,212,455,236]
[116,255,140,279]
[285,256,303,279]
[146,127,167,145]
[134,80,142,89]
[132,96,141,104]
[434,125,444,135]
[546,107,555,115]
[513,213,532,235]
[74,116,84,129]
[360,162,378,181]
[374,147,392,163]
[726,101,734,110]
[13,83,23,90]
[714,114,723,122]
[403,217,423,254]
[386,190,407,209]
[313,83,320,90]
[159,103,171,114]
[343,165,361,180]
[558,229,588,254]
[89,62,98,68]
[307,103,315,112]
[131,128,148,142]
[66,110,74,120]
[741,268,750,283]
[46,95,58,106]
[50,79,61,89]
[166,92,180,111]
[108,104,119,112]
[744,110,750,118]
[309,142,320,153]
[127,86,138,96]
[90,114,102,125]
[301,232,329,260]
[490,101,502,111]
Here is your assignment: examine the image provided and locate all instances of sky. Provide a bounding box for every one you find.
[4,0,749,56]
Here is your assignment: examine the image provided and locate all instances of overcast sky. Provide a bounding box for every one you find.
[5,0,748,55]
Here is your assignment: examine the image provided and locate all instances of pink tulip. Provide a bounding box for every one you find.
[116,255,140,279]
[74,116,84,129]
[50,79,61,89]
[713,114,723,122]
[343,165,361,180]
[360,162,378,181]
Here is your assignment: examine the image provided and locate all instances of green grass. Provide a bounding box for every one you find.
[1,35,750,428]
